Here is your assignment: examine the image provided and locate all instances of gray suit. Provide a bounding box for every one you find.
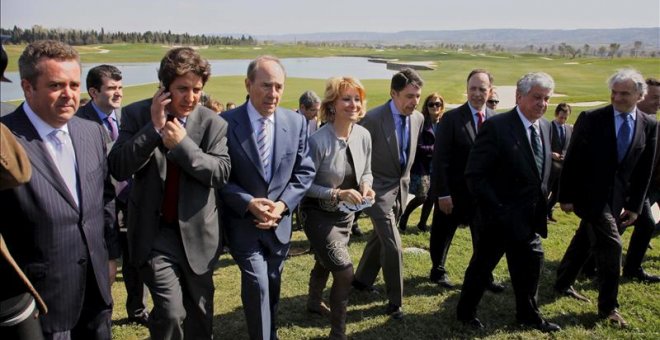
[108,98,231,339]
[354,100,424,307]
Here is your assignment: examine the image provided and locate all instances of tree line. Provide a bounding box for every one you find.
[0,25,257,46]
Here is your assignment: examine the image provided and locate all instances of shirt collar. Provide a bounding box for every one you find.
[91,101,116,122]
[23,102,69,141]
[516,106,537,130]
[467,102,485,115]
[613,107,637,121]
[389,100,406,119]
[247,100,275,124]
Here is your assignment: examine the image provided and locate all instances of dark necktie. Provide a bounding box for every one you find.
[398,114,408,170]
[617,113,632,163]
[104,116,118,141]
[477,111,485,131]
[530,125,544,177]
[559,124,565,148]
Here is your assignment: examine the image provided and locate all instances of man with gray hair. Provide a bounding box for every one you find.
[457,72,560,332]
[298,90,321,136]
[555,69,657,328]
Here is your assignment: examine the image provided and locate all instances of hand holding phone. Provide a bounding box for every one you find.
[151,82,171,131]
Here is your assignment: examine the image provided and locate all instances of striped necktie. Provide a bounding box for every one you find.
[529,125,544,177]
[257,117,272,180]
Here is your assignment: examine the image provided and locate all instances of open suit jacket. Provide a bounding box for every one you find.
[107,98,231,275]
[465,108,552,241]
[220,104,315,245]
[429,102,496,222]
[549,120,573,178]
[0,106,116,332]
[559,105,656,220]
[359,101,424,217]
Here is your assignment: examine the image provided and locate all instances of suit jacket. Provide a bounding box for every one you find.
[549,120,573,176]
[0,106,116,332]
[429,102,496,222]
[410,120,436,176]
[107,98,231,275]
[220,104,315,245]
[359,101,424,216]
[75,101,121,148]
[465,108,552,241]
[559,105,657,220]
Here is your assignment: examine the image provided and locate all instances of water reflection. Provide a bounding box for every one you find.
[1,57,395,101]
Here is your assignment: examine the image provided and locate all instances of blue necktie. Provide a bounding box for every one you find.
[617,113,632,163]
[398,115,407,170]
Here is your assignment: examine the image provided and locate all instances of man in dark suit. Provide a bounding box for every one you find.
[220,56,315,340]
[428,69,503,291]
[76,65,150,324]
[352,68,424,319]
[546,103,573,222]
[456,72,560,333]
[622,77,660,283]
[108,47,231,339]
[555,69,657,328]
[1,40,118,339]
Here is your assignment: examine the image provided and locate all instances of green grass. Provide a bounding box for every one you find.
[110,209,660,339]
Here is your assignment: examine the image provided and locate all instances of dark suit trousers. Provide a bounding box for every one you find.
[457,233,544,324]
[43,263,112,340]
[624,190,659,274]
[546,165,561,217]
[229,229,290,340]
[556,211,622,314]
[119,230,148,319]
[140,227,214,340]
[429,206,494,284]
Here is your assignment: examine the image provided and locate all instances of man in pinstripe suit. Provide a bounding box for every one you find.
[0,40,118,340]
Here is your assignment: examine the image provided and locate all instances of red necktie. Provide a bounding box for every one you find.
[477,111,485,130]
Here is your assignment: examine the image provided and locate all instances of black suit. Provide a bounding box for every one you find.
[76,102,149,322]
[428,103,495,281]
[456,109,552,324]
[1,105,117,337]
[546,120,572,217]
[556,105,656,315]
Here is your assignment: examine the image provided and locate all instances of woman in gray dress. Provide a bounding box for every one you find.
[302,76,375,339]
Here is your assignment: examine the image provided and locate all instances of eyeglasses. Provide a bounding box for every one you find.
[487,100,500,105]
[427,102,443,108]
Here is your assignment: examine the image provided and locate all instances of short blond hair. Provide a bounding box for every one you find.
[319,76,366,123]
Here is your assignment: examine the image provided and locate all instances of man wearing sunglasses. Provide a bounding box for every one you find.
[486,88,500,110]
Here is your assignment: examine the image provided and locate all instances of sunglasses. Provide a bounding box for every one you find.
[427,102,443,108]
[487,100,500,105]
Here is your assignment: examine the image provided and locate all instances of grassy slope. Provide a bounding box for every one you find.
[111,210,660,339]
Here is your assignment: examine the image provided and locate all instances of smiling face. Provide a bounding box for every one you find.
[517,85,552,122]
[166,72,204,118]
[22,58,80,128]
[391,84,421,116]
[246,60,285,116]
[333,86,363,124]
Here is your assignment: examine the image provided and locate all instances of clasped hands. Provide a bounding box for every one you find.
[248,198,287,229]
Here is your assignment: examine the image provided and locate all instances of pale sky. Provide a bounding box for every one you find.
[2,0,658,36]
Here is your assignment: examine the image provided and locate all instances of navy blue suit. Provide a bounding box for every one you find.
[221,103,315,340]
[1,105,117,336]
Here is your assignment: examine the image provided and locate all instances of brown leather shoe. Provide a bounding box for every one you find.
[602,309,628,328]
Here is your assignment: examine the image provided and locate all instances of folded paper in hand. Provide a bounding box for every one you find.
[337,198,374,213]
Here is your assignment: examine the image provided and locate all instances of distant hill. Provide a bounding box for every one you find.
[257,28,659,50]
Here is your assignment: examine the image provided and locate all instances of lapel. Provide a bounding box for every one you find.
[271,107,290,179]
[77,102,104,125]
[508,109,540,178]
[628,108,646,159]
[379,102,401,168]
[601,105,618,164]
[406,111,423,167]
[231,105,265,180]
[67,118,88,211]
[460,104,477,142]
[11,107,79,210]
[540,118,553,182]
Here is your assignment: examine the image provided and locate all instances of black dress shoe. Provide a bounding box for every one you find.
[352,280,380,295]
[485,281,505,293]
[127,313,149,326]
[385,303,404,320]
[520,319,561,333]
[554,285,590,302]
[460,317,485,330]
[430,274,455,288]
[623,269,660,283]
